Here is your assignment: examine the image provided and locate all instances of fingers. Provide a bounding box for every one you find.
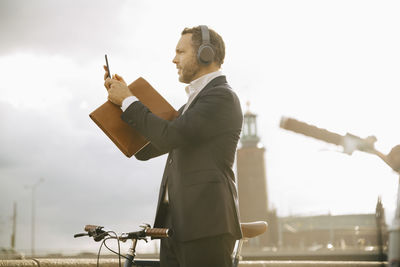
[104,77,123,90]
[103,65,126,90]
[114,74,127,85]
[104,78,112,90]
[103,65,109,81]
[106,80,132,106]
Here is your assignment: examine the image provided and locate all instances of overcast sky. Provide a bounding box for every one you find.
[0,0,399,255]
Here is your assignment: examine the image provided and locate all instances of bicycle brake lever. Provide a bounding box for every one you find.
[93,231,108,242]
[85,226,108,242]
[140,223,151,230]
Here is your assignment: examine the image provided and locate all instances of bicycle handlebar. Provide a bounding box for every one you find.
[122,228,171,240]
[75,224,171,241]
[280,116,400,173]
[280,117,343,146]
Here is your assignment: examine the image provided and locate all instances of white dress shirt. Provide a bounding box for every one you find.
[121,95,138,112]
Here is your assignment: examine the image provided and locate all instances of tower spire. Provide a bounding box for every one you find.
[241,101,260,147]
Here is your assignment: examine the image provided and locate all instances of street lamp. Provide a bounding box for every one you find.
[280,117,400,266]
[25,178,44,257]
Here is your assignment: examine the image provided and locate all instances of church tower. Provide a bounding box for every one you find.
[236,103,277,247]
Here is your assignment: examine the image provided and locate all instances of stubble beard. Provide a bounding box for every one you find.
[179,57,200,84]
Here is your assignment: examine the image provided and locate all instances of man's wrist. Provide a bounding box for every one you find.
[121,95,138,111]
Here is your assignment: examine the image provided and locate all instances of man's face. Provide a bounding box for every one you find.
[172,33,201,84]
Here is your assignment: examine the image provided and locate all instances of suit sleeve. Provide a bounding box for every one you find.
[121,87,240,152]
[134,143,167,161]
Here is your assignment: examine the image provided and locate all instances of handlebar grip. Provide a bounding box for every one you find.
[74,233,88,238]
[84,224,102,232]
[145,228,171,238]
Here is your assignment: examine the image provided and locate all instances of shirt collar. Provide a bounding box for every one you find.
[185,70,223,97]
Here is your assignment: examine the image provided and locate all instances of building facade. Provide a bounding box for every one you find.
[236,106,278,247]
[278,198,388,251]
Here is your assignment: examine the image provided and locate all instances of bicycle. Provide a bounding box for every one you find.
[74,221,267,267]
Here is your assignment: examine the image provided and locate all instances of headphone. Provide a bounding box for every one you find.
[197,25,215,65]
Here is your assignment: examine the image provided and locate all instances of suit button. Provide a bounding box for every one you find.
[168,158,173,164]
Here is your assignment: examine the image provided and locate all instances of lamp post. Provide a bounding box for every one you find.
[389,174,400,267]
[25,178,44,257]
[280,117,400,266]
[11,202,17,249]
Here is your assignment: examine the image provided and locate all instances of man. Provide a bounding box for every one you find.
[104,25,243,267]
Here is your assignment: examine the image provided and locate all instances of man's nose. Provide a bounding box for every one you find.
[172,55,178,64]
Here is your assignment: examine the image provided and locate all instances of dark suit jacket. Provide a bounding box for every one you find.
[121,76,243,242]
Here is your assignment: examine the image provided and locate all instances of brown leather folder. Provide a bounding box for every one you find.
[89,77,178,157]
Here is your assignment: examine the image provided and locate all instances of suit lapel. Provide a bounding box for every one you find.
[183,75,227,112]
[178,105,185,116]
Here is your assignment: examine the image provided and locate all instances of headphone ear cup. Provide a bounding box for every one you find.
[197,44,215,65]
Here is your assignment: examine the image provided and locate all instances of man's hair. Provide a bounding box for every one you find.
[181,26,225,67]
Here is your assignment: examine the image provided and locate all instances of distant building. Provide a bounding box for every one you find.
[236,104,278,247]
[279,198,388,250]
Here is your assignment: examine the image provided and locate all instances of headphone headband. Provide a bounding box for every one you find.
[200,25,210,44]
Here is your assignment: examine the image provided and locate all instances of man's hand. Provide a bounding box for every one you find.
[103,66,131,106]
[105,76,132,106]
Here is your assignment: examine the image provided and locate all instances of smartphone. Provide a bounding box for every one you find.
[105,54,111,79]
